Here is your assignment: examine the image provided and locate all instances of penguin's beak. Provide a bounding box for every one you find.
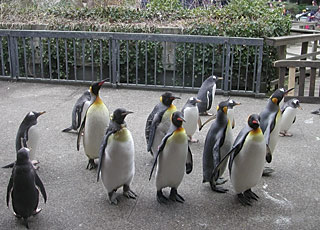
[298,105,303,110]
[235,102,241,106]
[122,111,133,116]
[196,99,202,103]
[284,88,294,95]
[177,116,186,122]
[171,96,181,100]
[98,80,105,86]
[252,119,259,125]
[39,111,46,115]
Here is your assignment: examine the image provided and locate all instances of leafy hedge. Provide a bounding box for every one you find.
[0,0,291,92]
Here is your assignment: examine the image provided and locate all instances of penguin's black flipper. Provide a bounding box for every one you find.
[61,127,73,133]
[77,116,87,151]
[186,145,193,174]
[35,173,47,203]
[146,113,162,152]
[6,176,13,207]
[2,162,15,168]
[149,130,174,180]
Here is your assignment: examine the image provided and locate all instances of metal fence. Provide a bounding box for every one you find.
[0,29,264,95]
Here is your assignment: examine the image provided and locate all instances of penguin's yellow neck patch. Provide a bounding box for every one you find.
[248,128,264,141]
[168,104,176,111]
[168,127,187,144]
[94,96,103,105]
[109,128,130,142]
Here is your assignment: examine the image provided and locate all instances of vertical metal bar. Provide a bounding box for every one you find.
[229,46,234,91]
[173,43,176,87]
[23,38,27,78]
[82,39,85,82]
[182,43,186,88]
[145,41,148,85]
[31,37,35,77]
[15,37,20,78]
[7,36,12,77]
[0,38,5,76]
[117,41,120,84]
[99,40,103,81]
[112,39,118,85]
[135,41,138,85]
[202,44,205,83]
[154,43,157,86]
[211,45,215,76]
[108,40,112,84]
[255,44,263,94]
[91,39,94,82]
[221,44,225,90]
[56,38,60,80]
[126,41,129,84]
[224,43,231,92]
[65,39,68,80]
[245,46,250,91]
[73,39,77,81]
[40,38,44,79]
[48,39,52,80]
[252,46,258,92]
[237,47,242,90]
[192,44,195,89]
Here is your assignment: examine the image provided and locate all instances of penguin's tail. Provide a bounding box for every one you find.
[62,126,73,132]
[2,162,15,168]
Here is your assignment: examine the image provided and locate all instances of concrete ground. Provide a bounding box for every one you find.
[0,80,319,230]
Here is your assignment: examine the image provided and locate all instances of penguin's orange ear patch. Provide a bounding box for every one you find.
[160,96,163,102]
[223,106,228,114]
[272,98,278,104]
[216,105,219,111]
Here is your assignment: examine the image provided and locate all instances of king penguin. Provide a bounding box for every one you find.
[77,80,110,170]
[181,97,201,143]
[62,89,91,133]
[259,88,293,175]
[97,108,137,205]
[213,114,266,206]
[227,99,241,129]
[6,147,47,228]
[3,111,46,169]
[202,99,233,193]
[279,98,302,137]
[197,75,217,116]
[149,111,193,204]
[145,92,180,156]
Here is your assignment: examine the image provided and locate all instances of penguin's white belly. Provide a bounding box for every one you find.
[227,109,235,128]
[231,133,265,194]
[280,108,297,132]
[101,130,134,192]
[156,133,188,190]
[211,84,216,106]
[26,126,39,160]
[84,104,109,159]
[183,107,199,136]
[269,111,282,154]
[218,125,233,177]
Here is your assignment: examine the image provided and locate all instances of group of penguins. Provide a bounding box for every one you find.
[5,75,304,228]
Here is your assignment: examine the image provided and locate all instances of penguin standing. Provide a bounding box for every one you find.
[227,99,241,129]
[145,92,180,156]
[279,98,302,137]
[6,147,47,228]
[97,108,137,205]
[259,88,293,175]
[202,100,233,193]
[311,108,320,115]
[213,114,266,206]
[197,75,217,116]
[149,111,193,204]
[77,80,110,170]
[181,97,201,143]
[62,90,91,133]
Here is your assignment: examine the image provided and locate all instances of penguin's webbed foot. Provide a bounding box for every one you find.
[31,160,40,170]
[108,191,118,205]
[62,127,72,133]
[188,136,199,143]
[216,177,228,185]
[210,181,228,193]
[86,159,97,170]
[23,218,29,229]
[237,193,252,206]
[262,166,275,177]
[157,190,168,204]
[32,208,42,216]
[13,212,22,219]
[244,189,259,201]
[123,185,137,199]
[280,131,292,137]
[169,188,185,203]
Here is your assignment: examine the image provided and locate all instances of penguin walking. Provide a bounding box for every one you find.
[145,92,180,156]
[3,111,46,169]
[279,98,302,137]
[181,97,201,143]
[97,108,137,205]
[213,114,266,206]
[259,88,293,175]
[77,80,110,170]
[62,90,91,133]
[6,147,47,228]
[202,100,233,193]
[149,111,193,204]
[197,75,217,116]
[227,99,241,129]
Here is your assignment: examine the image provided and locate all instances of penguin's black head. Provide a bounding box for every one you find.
[187,97,201,106]
[90,80,105,96]
[227,98,241,109]
[23,111,46,126]
[216,100,229,114]
[248,114,260,130]
[171,111,185,127]
[270,88,294,105]
[16,147,30,164]
[112,108,133,125]
[161,92,181,106]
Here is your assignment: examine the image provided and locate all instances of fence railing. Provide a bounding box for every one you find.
[0,29,264,95]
